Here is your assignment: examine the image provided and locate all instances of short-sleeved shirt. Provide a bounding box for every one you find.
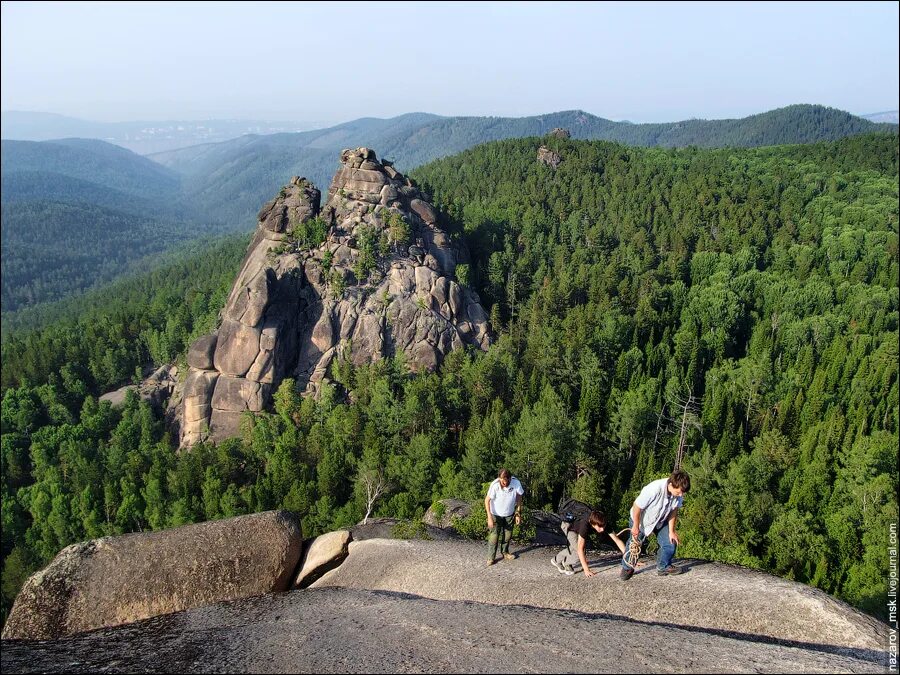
[486,477,524,517]
[571,517,619,547]
[634,478,683,536]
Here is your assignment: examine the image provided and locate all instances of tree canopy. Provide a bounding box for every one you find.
[1,131,897,629]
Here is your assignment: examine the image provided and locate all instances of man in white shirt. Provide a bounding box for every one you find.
[484,468,524,566]
[620,469,691,580]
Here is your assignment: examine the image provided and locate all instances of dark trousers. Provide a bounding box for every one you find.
[487,515,514,559]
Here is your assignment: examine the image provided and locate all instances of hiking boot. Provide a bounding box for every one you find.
[563,564,575,576]
[551,558,567,574]
[620,567,634,581]
[503,553,516,561]
[486,558,496,566]
[657,565,682,576]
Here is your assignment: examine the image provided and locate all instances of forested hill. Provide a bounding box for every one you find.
[378,103,894,166]
[0,139,211,312]
[1,139,180,200]
[2,105,890,316]
[150,104,894,228]
[0,132,897,630]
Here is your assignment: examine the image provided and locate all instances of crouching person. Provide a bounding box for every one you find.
[620,469,691,581]
[552,501,626,577]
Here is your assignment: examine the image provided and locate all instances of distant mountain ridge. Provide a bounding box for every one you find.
[2,105,894,314]
[2,138,180,200]
[1,111,324,154]
[148,104,896,227]
[863,110,899,124]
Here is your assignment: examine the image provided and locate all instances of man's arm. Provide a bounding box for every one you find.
[608,531,627,554]
[630,503,643,538]
[577,535,594,577]
[484,493,494,530]
[514,493,523,525]
[668,507,680,545]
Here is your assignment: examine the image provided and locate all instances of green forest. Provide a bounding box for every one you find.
[1,132,897,629]
[4,106,891,316]
[163,104,893,228]
[0,139,206,313]
[0,201,205,311]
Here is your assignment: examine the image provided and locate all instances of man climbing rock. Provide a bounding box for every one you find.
[620,469,691,580]
[484,468,524,566]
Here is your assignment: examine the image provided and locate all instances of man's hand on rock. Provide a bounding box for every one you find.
[583,568,596,578]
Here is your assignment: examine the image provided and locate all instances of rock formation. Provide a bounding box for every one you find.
[99,364,177,411]
[178,176,321,444]
[537,145,563,168]
[549,127,571,139]
[1,511,303,640]
[313,539,891,654]
[179,149,491,446]
[2,587,886,674]
[349,517,459,541]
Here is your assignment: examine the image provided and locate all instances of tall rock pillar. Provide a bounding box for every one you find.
[180,177,320,446]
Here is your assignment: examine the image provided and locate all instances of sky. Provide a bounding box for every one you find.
[1,1,898,125]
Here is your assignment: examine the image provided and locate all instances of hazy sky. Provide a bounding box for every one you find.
[2,1,898,125]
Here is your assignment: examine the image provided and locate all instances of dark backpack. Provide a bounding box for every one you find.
[558,498,592,525]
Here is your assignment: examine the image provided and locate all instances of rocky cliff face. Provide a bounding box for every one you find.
[179,148,491,446]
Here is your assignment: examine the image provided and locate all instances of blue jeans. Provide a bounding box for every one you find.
[621,517,677,571]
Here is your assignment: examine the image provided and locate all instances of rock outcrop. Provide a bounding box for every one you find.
[179,177,321,444]
[99,364,177,411]
[549,127,571,139]
[292,530,352,589]
[537,145,562,168]
[2,539,890,673]
[349,517,460,541]
[1,511,303,640]
[1,587,886,674]
[179,149,491,446]
[422,498,472,530]
[313,539,891,655]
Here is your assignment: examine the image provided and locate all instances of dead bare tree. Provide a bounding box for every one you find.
[652,401,669,451]
[360,469,391,524]
[672,390,702,472]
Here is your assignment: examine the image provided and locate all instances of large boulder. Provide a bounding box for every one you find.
[2,511,303,640]
[292,530,352,589]
[187,334,218,370]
